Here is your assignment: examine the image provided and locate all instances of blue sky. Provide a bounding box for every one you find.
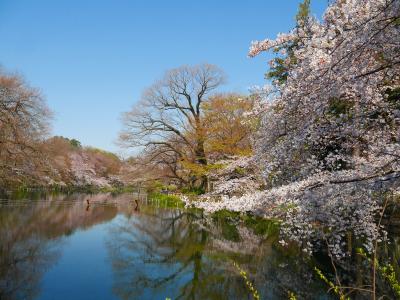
[0,0,327,154]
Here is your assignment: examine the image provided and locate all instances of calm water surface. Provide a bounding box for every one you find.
[0,192,374,299]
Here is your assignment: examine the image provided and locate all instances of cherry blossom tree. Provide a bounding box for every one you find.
[186,0,400,259]
[252,0,400,255]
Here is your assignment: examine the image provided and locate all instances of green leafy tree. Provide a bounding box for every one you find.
[69,139,82,148]
[266,0,311,84]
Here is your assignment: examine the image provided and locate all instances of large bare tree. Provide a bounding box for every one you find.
[120,64,225,187]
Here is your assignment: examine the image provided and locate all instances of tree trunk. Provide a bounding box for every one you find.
[195,138,208,191]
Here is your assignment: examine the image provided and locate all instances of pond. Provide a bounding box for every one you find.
[0,192,397,300]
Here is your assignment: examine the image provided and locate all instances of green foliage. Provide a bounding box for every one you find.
[212,209,241,220]
[165,184,178,192]
[69,138,82,148]
[85,146,120,160]
[265,0,310,84]
[212,210,241,242]
[296,0,310,24]
[326,97,354,118]
[148,193,185,208]
[181,186,205,195]
[221,222,241,242]
[234,167,247,176]
[316,248,400,299]
[147,181,179,195]
[386,87,400,109]
[211,210,281,241]
[314,267,349,300]
[266,52,293,84]
[146,181,167,193]
[381,264,400,297]
[288,291,297,300]
[243,214,280,236]
[357,247,400,298]
[4,184,136,200]
[232,260,260,300]
[207,163,225,171]
[51,136,82,149]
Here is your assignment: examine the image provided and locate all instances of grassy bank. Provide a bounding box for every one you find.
[147,193,185,208]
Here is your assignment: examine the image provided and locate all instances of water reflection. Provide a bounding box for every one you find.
[0,193,120,300]
[0,233,60,300]
[106,204,333,299]
[0,193,330,299]
[107,208,251,299]
[0,193,398,299]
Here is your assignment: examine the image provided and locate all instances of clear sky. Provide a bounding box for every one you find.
[0,0,327,154]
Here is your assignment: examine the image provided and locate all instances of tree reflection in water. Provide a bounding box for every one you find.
[106,204,333,300]
[0,202,63,300]
[0,233,61,300]
[0,193,119,300]
[107,207,252,300]
[1,194,398,299]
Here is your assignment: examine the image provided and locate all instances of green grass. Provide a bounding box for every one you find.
[181,186,205,195]
[148,193,185,208]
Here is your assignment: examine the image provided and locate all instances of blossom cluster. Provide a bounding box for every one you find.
[69,152,112,187]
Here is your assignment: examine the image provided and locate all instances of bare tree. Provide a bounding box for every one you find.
[120,64,225,187]
[0,70,52,187]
